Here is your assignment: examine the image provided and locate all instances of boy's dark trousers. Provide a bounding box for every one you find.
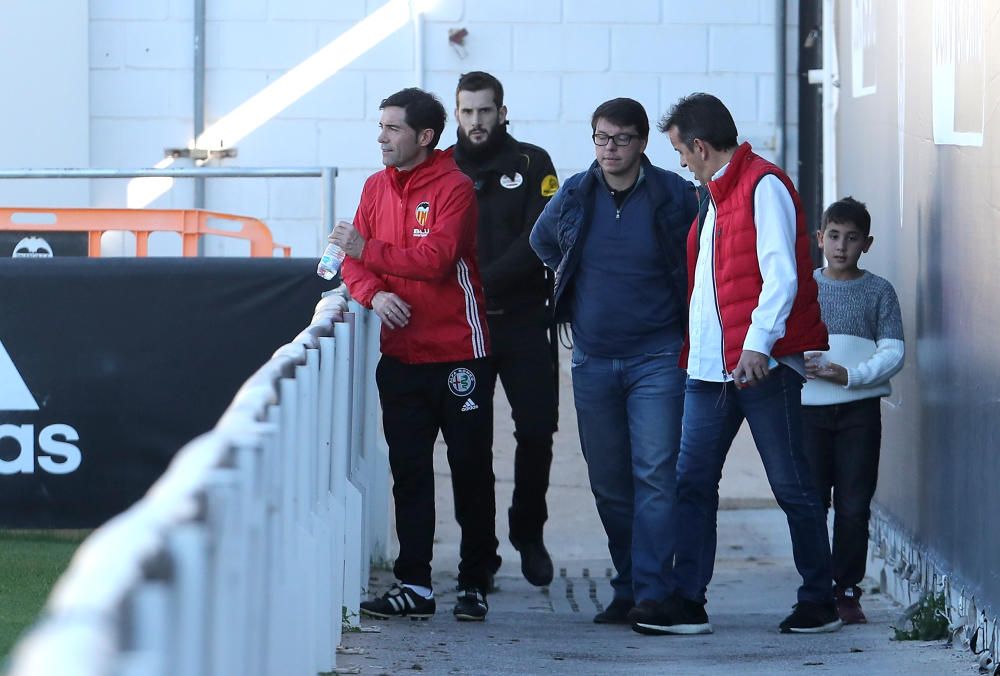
[801,397,882,589]
[376,354,501,592]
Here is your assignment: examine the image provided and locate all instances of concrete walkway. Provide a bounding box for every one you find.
[338,354,974,675]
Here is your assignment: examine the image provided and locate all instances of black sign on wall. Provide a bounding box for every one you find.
[0,257,334,527]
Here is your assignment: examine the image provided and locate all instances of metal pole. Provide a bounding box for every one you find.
[820,0,838,210]
[0,166,337,255]
[194,0,206,209]
[411,0,425,89]
[0,168,330,179]
[776,0,787,169]
[799,0,824,253]
[321,167,337,237]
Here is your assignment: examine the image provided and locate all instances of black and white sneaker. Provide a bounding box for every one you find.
[453,587,489,621]
[454,574,498,594]
[632,594,713,635]
[779,600,843,633]
[360,583,435,620]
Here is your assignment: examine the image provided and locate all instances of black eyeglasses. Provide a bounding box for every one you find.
[592,132,637,147]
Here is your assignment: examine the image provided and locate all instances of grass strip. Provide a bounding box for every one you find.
[0,530,89,657]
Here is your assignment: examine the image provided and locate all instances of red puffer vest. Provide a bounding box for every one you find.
[680,142,828,372]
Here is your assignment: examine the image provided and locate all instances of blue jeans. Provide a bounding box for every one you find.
[571,345,686,603]
[671,366,833,605]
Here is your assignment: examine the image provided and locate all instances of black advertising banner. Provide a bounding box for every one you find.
[0,232,89,257]
[0,257,333,527]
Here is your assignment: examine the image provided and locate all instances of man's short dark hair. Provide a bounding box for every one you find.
[456,71,504,108]
[591,98,650,139]
[380,87,447,149]
[658,93,738,152]
[822,196,872,236]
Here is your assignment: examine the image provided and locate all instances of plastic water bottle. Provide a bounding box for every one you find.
[317,242,346,280]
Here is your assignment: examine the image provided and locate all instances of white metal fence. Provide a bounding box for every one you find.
[6,286,391,676]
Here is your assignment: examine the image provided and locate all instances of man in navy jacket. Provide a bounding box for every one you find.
[530,98,697,626]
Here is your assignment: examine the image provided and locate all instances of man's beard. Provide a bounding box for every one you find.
[456,122,508,160]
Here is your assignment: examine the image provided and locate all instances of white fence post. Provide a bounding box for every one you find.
[334,319,362,629]
[319,333,344,653]
[361,306,392,566]
[167,524,209,676]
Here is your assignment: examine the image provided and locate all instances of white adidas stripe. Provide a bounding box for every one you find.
[456,259,486,358]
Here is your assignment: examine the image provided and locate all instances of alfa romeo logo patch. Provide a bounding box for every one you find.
[447,368,476,396]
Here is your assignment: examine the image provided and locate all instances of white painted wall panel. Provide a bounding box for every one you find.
[710,25,776,73]
[663,0,761,25]
[465,1,561,23]
[0,1,89,206]
[565,0,660,23]
[0,0,798,256]
[611,25,709,73]
[512,25,610,72]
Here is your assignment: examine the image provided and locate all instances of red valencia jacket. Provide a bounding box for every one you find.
[341,149,490,364]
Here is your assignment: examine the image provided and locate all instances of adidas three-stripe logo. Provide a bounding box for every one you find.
[461,399,478,412]
[389,589,420,612]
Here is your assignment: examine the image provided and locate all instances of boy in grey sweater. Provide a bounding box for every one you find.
[802,197,905,625]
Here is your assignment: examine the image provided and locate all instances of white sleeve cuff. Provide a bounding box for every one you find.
[846,339,905,388]
[742,327,776,357]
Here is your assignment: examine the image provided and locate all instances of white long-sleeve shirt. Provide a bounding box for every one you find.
[687,165,803,382]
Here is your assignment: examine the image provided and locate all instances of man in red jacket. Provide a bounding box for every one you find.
[632,93,841,637]
[331,87,498,622]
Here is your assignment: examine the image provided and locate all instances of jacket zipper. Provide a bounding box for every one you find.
[615,172,644,220]
[707,185,729,379]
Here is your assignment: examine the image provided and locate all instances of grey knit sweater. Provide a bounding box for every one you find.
[801,269,905,406]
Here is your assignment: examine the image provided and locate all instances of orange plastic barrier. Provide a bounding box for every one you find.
[0,207,291,257]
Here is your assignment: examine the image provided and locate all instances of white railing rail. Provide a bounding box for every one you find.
[5,286,391,676]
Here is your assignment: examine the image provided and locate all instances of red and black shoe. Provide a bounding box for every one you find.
[835,586,867,624]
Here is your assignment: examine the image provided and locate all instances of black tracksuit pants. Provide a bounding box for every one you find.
[376,354,500,591]
[486,310,559,544]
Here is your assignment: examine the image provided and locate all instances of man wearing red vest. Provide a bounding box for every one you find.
[632,93,841,636]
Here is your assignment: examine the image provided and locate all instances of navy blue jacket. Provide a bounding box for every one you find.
[529,156,698,325]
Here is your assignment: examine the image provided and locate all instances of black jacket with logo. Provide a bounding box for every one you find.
[452,131,559,314]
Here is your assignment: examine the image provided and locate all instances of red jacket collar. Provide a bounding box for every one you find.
[387,148,459,191]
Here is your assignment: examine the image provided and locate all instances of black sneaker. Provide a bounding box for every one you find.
[510,537,554,587]
[454,587,489,621]
[779,600,843,633]
[632,594,713,635]
[626,599,660,625]
[360,583,435,620]
[593,597,634,625]
[454,574,498,594]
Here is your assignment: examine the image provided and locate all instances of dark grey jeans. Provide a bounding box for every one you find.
[802,397,882,590]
